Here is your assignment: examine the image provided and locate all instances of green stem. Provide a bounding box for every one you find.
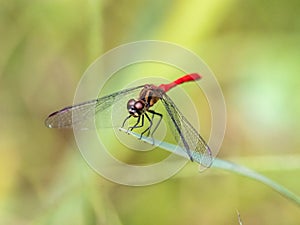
[212,158,300,206]
[120,128,300,206]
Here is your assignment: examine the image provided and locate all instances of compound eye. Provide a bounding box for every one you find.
[134,101,144,110]
[127,99,136,110]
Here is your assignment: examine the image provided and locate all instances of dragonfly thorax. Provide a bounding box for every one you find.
[127,86,162,117]
[127,99,146,117]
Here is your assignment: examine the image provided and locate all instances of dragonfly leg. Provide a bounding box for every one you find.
[140,113,153,141]
[143,112,155,137]
[147,110,163,138]
[137,110,163,144]
[121,115,132,128]
[128,114,144,132]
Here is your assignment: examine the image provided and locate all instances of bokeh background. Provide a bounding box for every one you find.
[1,0,300,224]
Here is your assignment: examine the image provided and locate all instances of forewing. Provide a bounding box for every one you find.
[45,85,144,129]
[160,93,212,167]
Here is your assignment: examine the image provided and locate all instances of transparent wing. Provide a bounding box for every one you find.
[45,85,144,129]
[160,93,212,167]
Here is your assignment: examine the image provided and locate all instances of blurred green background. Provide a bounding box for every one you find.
[1,0,300,224]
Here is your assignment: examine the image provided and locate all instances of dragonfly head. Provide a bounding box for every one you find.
[127,99,145,117]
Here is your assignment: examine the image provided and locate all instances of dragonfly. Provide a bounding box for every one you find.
[45,73,212,167]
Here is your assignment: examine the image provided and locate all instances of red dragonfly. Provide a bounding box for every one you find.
[45,73,212,167]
